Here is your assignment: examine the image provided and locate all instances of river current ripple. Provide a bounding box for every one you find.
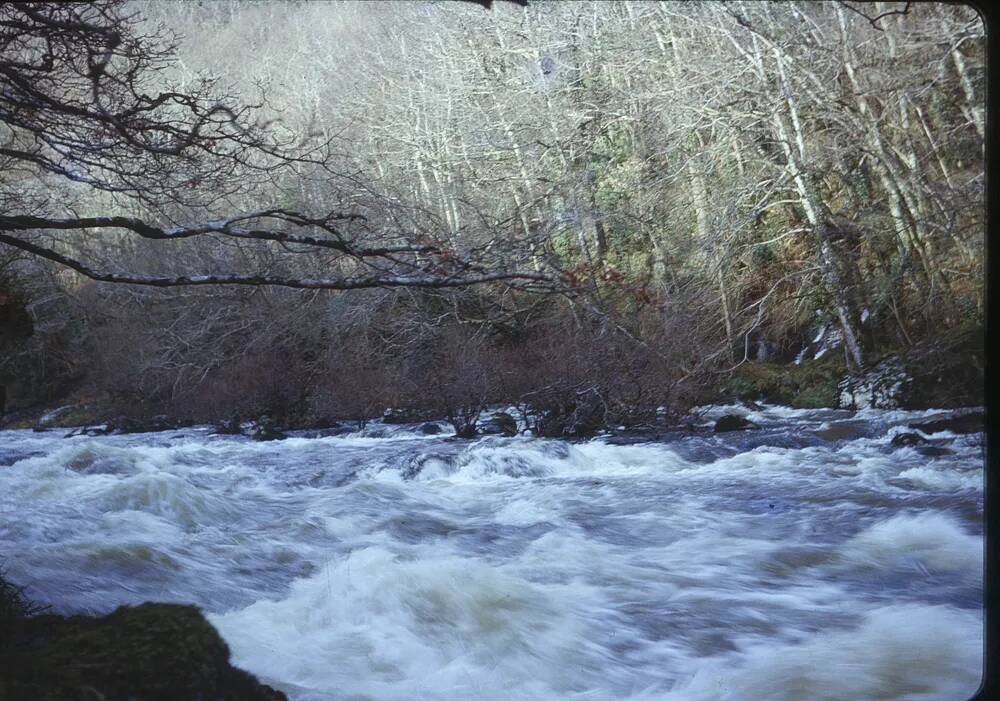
[0,404,984,701]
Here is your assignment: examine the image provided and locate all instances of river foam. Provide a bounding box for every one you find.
[0,404,983,700]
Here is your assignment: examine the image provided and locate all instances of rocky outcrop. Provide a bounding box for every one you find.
[3,602,286,701]
[838,325,983,411]
[837,356,911,410]
[837,327,983,412]
[727,358,845,409]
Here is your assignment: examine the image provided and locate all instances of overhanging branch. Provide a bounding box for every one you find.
[0,232,558,291]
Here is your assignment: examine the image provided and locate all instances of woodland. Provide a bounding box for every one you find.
[0,0,985,431]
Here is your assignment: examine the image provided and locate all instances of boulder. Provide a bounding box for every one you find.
[890,431,928,447]
[837,356,911,410]
[418,422,443,435]
[714,414,761,433]
[4,602,286,701]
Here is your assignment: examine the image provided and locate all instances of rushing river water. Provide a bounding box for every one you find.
[0,404,984,701]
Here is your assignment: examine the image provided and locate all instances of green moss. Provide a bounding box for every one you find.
[726,357,846,408]
[2,403,109,430]
[46,405,109,428]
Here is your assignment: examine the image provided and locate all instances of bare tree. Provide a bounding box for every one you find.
[0,1,554,292]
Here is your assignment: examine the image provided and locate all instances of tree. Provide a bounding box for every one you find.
[0,1,553,292]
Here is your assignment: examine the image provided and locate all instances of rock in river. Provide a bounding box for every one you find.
[714,414,761,433]
[4,602,286,701]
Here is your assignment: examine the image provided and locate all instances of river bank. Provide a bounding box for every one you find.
[4,319,985,441]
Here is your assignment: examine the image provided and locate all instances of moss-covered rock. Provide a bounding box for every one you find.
[726,357,847,409]
[725,322,983,411]
[3,602,286,701]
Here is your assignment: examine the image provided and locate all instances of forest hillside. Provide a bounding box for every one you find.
[0,1,984,433]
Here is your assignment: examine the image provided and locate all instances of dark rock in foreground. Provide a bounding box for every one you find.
[4,602,285,701]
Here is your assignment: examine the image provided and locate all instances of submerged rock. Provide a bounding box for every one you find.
[714,414,760,433]
[5,602,286,701]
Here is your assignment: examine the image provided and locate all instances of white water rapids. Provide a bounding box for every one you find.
[0,404,984,700]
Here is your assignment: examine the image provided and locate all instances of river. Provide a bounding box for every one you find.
[0,404,984,701]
